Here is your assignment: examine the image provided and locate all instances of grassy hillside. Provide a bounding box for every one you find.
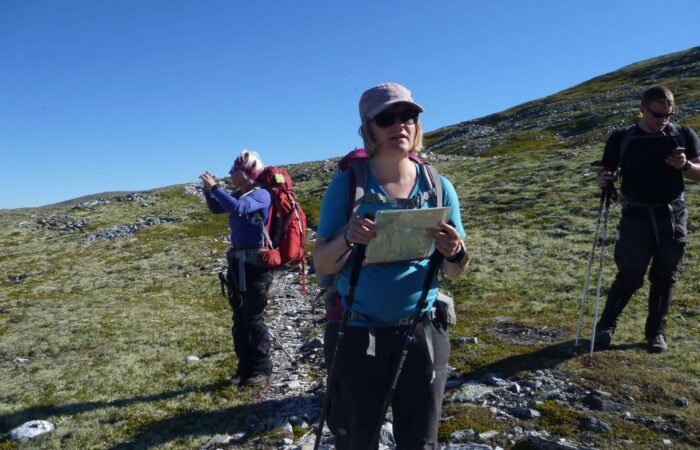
[425,46,700,156]
[2,47,700,449]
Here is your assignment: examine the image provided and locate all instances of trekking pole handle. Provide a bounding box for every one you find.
[347,244,367,290]
[346,213,373,290]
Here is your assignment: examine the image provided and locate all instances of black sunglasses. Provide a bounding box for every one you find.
[645,105,673,119]
[373,109,419,128]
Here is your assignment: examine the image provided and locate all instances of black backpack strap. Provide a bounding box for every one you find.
[348,161,368,217]
[421,163,443,208]
[616,125,637,181]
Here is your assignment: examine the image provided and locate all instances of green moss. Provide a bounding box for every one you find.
[537,400,583,438]
[681,114,700,130]
[438,403,506,442]
[297,193,322,229]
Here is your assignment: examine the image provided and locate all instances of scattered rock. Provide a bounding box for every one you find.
[185,356,200,364]
[81,217,184,241]
[199,434,234,450]
[478,430,499,441]
[301,336,323,350]
[443,444,492,450]
[483,373,508,387]
[450,382,495,402]
[450,428,477,442]
[674,397,688,407]
[583,392,629,412]
[9,420,55,441]
[511,407,541,419]
[6,274,29,284]
[514,435,596,449]
[72,198,111,210]
[451,337,479,346]
[580,416,610,433]
[33,213,88,232]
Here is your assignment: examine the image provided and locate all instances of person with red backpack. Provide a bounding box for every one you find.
[313,83,468,449]
[200,149,274,387]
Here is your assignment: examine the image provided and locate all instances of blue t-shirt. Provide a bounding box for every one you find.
[205,187,271,248]
[317,162,465,324]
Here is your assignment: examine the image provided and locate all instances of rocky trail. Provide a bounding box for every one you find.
[189,269,625,450]
[194,265,691,450]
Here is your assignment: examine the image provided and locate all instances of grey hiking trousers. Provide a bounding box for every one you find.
[323,318,450,450]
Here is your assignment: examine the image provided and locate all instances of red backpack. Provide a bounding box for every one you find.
[253,167,307,278]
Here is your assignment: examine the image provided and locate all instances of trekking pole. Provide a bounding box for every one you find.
[313,242,367,450]
[267,328,297,365]
[370,249,445,447]
[588,185,615,362]
[575,189,606,347]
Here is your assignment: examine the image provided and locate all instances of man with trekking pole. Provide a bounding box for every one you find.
[312,83,468,449]
[592,85,700,354]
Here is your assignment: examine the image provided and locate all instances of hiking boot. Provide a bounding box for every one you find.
[593,328,613,350]
[242,373,270,387]
[230,372,246,386]
[648,334,668,354]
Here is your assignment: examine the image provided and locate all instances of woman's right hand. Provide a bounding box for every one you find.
[346,215,376,246]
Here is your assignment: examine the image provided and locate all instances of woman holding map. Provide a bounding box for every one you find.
[313,82,468,449]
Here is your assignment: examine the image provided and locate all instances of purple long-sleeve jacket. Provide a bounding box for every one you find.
[204,186,271,248]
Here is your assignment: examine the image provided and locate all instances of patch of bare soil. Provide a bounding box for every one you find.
[488,322,567,345]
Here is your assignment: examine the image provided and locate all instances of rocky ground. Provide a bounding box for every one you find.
[187,183,689,450]
[189,264,691,450]
[7,185,690,449]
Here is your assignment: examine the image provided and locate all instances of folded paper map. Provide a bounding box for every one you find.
[365,207,449,264]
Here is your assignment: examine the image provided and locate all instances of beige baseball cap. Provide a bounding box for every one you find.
[359,82,424,122]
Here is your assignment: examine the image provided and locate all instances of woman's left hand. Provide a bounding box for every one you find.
[430,221,462,258]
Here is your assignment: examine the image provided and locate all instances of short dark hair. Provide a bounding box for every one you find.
[641,85,674,108]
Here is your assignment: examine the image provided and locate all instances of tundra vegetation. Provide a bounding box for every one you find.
[1,46,699,449]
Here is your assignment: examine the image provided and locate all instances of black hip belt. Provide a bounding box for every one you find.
[620,193,684,210]
[619,194,686,246]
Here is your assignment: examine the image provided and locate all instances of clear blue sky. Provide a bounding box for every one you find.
[1,0,698,209]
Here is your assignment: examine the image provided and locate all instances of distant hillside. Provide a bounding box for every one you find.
[425,46,700,156]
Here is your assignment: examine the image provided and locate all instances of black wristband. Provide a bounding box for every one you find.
[446,243,468,265]
[682,161,692,172]
[210,185,219,192]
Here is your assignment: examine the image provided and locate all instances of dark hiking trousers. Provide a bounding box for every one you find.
[597,202,686,339]
[227,261,273,377]
[323,318,450,450]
